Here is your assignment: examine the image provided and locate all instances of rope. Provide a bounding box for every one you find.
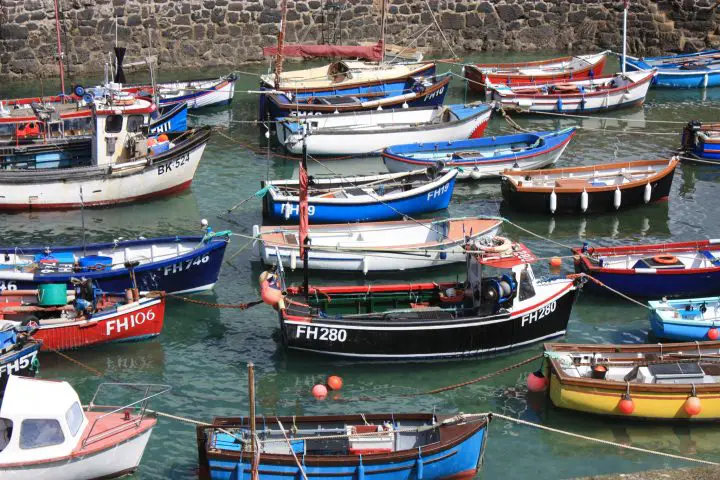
[572,273,652,310]
[164,293,263,310]
[51,348,105,376]
[676,154,720,165]
[519,109,689,124]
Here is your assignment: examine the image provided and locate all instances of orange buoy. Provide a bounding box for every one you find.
[312,384,328,400]
[260,280,283,307]
[708,328,719,340]
[327,375,343,391]
[550,257,562,268]
[618,393,635,415]
[653,255,678,265]
[526,370,548,392]
[157,133,170,143]
[684,396,702,416]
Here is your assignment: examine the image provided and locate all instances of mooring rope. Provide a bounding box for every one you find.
[571,273,653,310]
[164,292,264,310]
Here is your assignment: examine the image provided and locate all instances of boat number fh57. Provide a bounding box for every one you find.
[163,255,210,276]
[295,325,347,342]
[0,350,38,376]
[427,183,450,201]
[521,301,556,327]
[106,308,156,336]
[158,153,190,175]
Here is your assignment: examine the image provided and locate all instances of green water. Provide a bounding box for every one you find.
[4,52,720,479]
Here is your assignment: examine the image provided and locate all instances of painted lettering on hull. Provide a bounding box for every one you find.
[0,350,38,376]
[163,255,210,276]
[158,153,190,176]
[427,183,450,201]
[295,325,347,342]
[520,301,557,327]
[106,308,157,336]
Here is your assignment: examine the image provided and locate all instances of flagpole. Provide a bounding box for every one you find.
[622,0,628,74]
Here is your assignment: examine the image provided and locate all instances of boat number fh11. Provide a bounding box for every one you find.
[158,153,190,175]
[106,309,156,336]
[163,255,210,276]
[295,325,347,342]
[0,350,38,376]
[521,301,556,327]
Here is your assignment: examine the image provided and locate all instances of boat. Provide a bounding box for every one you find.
[624,50,720,88]
[500,158,679,214]
[0,375,168,478]
[572,238,720,298]
[0,281,165,351]
[262,74,452,120]
[197,412,491,480]
[275,104,492,156]
[148,102,188,134]
[383,128,576,180]
[464,51,609,94]
[124,73,237,110]
[486,70,655,114]
[0,89,211,210]
[0,323,41,391]
[681,120,720,162]
[544,341,720,420]
[649,296,720,342]
[261,168,458,224]
[252,216,502,273]
[265,240,582,360]
[0,230,230,294]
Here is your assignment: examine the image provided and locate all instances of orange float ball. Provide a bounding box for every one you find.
[550,257,562,268]
[157,133,170,143]
[708,328,719,341]
[312,384,328,400]
[327,375,343,391]
[260,280,283,307]
[684,396,702,416]
[618,395,635,415]
[147,137,157,147]
[526,370,548,392]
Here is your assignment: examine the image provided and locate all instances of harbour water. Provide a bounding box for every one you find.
[3,53,720,478]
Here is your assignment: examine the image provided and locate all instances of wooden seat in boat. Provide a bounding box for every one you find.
[555,178,589,188]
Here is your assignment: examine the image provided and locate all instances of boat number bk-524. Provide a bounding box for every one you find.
[521,301,556,327]
[158,153,190,175]
[295,325,347,342]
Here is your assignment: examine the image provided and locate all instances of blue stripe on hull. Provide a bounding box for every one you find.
[650,315,714,341]
[586,270,720,298]
[653,71,720,88]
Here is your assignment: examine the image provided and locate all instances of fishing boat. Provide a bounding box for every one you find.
[544,341,720,420]
[265,241,582,360]
[275,104,492,156]
[383,128,576,180]
[197,412,491,480]
[464,51,609,94]
[501,158,679,214]
[624,50,720,88]
[252,216,502,273]
[263,74,451,120]
[649,296,720,342]
[0,323,40,391]
[0,281,165,351]
[486,70,655,114]
[681,120,720,163]
[261,168,458,224]
[0,375,168,478]
[148,102,188,134]
[0,230,230,294]
[572,239,720,298]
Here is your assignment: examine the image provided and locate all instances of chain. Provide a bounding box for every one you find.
[164,292,263,310]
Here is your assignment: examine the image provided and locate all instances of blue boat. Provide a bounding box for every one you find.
[261,169,458,224]
[649,296,720,341]
[624,50,720,88]
[0,323,41,391]
[383,128,576,180]
[197,413,491,480]
[681,121,720,162]
[149,103,188,134]
[0,232,231,294]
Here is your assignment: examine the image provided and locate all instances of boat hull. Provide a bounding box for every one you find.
[648,296,720,341]
[578,265,720,298]
[0,341,40,390]
[625,57,720,88]
[149,103,188,134]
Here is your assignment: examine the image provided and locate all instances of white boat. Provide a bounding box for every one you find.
[275,104,493,156]
[127,74,237,110]
[252,216,502,273]
[0,375,168,479]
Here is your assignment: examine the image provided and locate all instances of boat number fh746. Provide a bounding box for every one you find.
[295,325,347,342]
[0,281,17,291]
[521,301,556,327]
[158,153,190,175]
[162,255,210,276]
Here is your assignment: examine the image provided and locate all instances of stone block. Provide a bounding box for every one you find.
[1,24,28,40]
[495,4,523,22]
[441,12,464,29]
[477,1,493,13]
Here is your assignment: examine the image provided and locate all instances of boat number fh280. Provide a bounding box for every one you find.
[295,325,347,342]
[106,309,156,336]
[163,255,210,276]
[0,350,37,376]
[427,183,450,201]
[158,153,190,175]
[521,301,556,327]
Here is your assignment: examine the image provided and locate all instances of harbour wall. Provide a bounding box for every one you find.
[0,0,718,80]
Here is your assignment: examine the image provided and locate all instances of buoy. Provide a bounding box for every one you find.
[708,328,719,340]
[258,271,271,284]
[290,251,297,271]
[580,189,588,213]
[402,102,409,109]
[470,168,482,180]
[684,396,702,416]
[556,97,563,112]
[157,133,169,143]
[526,370,548,392]
[312,384,328,400]
[550,257,562,268]
[613,187,622,210]
[147,137,157,147]
[362,256,370,275]
[618,393,635,415]
[327,375,343,391]
[549,190,557,214]
[260,280,283,307]
[643,183,652,203]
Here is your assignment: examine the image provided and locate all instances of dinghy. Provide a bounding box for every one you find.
[486,70,655,114]
[501,158,679,214]
[252,216,502,273]
[0,323,40,391]
[0,375,168,479]
[124,73,237,109]
[275,104,492,156]
[464,51,609,94]
[572,239,720,298]
[264,241,582,360]
[624,50,720,88]
[383,128,575,180]
[681,120,720,163]
[649,296,720,342]
[197,412,491,480]
[0,231,230,294]
[544,341,720,420]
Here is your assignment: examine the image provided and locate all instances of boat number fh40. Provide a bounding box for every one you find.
[106,309,156,336]
[0,350,38,376]
[427,183,450,201]
[424,86,445,102]
[163,255,210,276]
[295,325,347,342]
[521,301,556,327]
[158,153,190,175]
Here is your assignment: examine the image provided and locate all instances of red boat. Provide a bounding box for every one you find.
[464,51,609,94]
[0,285,165,351]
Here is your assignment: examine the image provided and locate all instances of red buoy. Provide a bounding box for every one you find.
[157,133,170,143]
[526,370,548,392]
[312,384,328,400]
[708,328,719,341]
[684,396,702,416]
[260,280,283,307]
[327,375,343,391]
[550,257,562,268]
[618,394,635,415]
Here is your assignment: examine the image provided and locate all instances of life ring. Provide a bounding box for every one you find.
[479,236,512,254]
[653,255,678,265]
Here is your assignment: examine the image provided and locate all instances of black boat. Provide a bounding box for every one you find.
[0,323,41,392]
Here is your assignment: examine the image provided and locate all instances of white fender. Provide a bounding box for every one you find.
[614,187,622,210]
[362,256,370,275]
[470,168,482,180]
[284,203,292,220]
[251,224,261,259]
[643,183,652,203]
[580,189,588,213]
[290,250,297,271]
[550,189,557,213]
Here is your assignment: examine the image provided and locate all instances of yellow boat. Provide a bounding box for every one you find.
[544,341,720,420]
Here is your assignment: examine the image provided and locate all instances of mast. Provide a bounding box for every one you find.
[300,130,310,301]
[622,0,628,74]
[53,0,66,96]
[274,0,289,90]
[248,362,258,480]
[380,0,387,64]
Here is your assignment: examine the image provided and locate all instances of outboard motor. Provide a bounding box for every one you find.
[681,120,702,151]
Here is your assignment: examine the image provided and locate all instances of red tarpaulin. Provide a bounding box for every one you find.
[263,41,383,62]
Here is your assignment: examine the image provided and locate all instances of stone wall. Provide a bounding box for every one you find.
[0,0,718,80]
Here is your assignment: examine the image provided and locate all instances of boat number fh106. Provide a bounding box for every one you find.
[158,153,190,175]
[295,325,347,342]
[521,301,556,327]
[106,309,156,336]
[163,255,210,276]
